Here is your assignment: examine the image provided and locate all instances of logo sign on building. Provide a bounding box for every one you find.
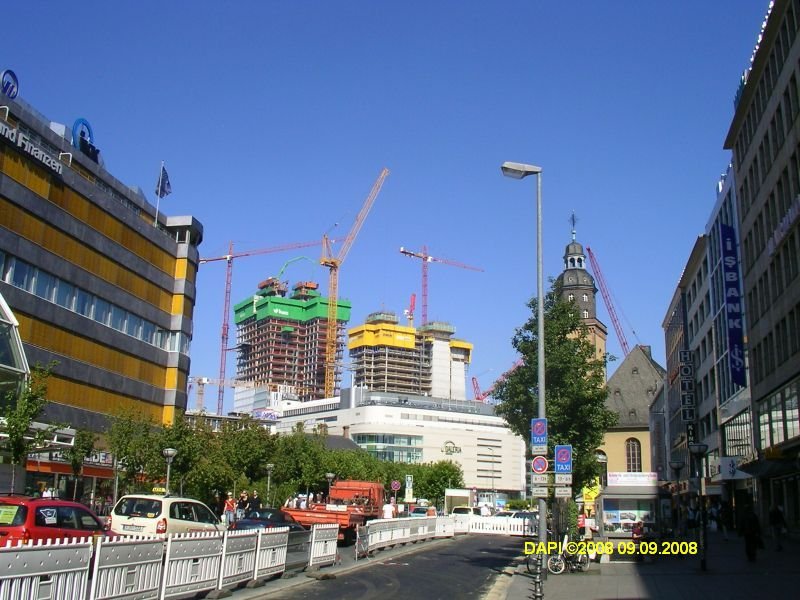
[441,441,462,455]
[679,350,695,423]
[554,445,572,474]
[1,69,18,99]
[606,472,658,487]
[530,418,547,454]
[720,457,738,479]
[531,456,549,474]
[719,223,747,387]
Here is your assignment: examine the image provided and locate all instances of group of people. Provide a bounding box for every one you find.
[220,489,262,527]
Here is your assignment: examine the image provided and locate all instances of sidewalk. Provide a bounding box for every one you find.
[504,531,800,600]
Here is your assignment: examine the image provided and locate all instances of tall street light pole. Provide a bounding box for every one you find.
[688,443,708,571]
[162,448,177,496]
[502,161,544,600]
[266,463,274,508]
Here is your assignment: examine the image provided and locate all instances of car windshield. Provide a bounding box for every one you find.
[114,498,162,518]
[0,504,26,526]
[452,507,471,514]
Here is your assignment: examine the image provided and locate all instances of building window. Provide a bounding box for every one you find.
[582,294,588,302]
[625,438,642,472]
[568,294,574,302]
[582,309,589,319]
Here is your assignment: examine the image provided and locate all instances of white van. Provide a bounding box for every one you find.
[106,494,222,537]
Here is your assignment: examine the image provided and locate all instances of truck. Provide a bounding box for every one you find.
[283,480,385,544]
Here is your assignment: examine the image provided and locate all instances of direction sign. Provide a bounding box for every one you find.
[531,474,548,484]
[554,487,573,498]
[530,418,548,454]
[554,445,573,474]
[531,456,549,474]
[531,486,548,497]
[391,480,401,491]
[555,474,572,485]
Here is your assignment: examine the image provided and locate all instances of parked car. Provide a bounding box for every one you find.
[0,494,107,544]
[106,494,221,537]
[229,508,306,532]
[451,506,482,515]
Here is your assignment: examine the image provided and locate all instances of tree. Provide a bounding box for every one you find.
[494,280,617,492]
[107,409,160,494]
[63,429,96,500]
[0,365,57,492]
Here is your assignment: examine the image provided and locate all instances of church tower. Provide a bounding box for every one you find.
[555,216,608,367]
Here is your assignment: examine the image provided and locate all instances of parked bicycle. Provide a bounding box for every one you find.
[546,534,591,575]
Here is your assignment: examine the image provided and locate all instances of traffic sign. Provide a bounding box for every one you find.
[555,474,572,485]
[531,456,549,474]
[530,418,548,454]
[554,445,573,474]
[554,487,573,498]
[531,474,548,484]
[531,486,548,497]
[391,480,401,491]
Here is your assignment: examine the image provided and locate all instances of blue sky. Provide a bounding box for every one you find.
[4,1,771,412]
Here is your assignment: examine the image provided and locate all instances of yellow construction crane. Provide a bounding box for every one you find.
[320,167,390,398]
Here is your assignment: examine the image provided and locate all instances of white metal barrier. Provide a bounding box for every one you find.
[0,538,93,600]
[253,527,290,580]
[467,515,533,536]
[357,516,456,557]
[435,516,455,537]
[309,524,339,567]
[453,514,471,534]
[161,531,224,600]
[89,536,164,600]
[216,530,258,592]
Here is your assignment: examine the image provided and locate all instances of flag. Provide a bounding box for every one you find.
[155,164,172,198]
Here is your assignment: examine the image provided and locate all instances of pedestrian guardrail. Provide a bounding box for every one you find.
[89,535,163,600]
[308,523,339,567]
[0,538,93,600]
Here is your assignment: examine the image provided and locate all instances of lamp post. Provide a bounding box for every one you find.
[668,459,685,537]
[162,448,177,496]
[325,472,335,501]
[502,161,545,600]
[688,443,708,571]
[266,463,274,508]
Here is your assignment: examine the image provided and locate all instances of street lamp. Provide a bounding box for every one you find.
[162,448,177,496]
[688,443,708,571]
[325,472,335,501]
[502,161,545,600]
[668,459,685,537]
[266,463,274,508]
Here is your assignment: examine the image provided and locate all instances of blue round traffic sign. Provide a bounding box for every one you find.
[531,456,549,474]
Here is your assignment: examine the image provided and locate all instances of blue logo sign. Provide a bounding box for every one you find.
[1,69,19,100]
[72,118,95,150]
[554,445,572,474]
[530,418,547,447]
[719,223,746,387]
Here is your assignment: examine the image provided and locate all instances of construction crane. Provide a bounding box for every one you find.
[199,239,324,415]
[320,167,390,398]
[586,246,631,356]
[403,293,416,326]
[471,359,524,402]
[399,245,483,325]
[187,376,258,413]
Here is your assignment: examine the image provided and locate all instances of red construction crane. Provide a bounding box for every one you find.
[472,359,524,402]
[320,167,390,398]
[199,239,323,415]
[403,293,416,326]
[399,246,483,325]
[586,246,631,356]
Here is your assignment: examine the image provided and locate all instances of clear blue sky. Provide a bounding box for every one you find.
[4,1,771,412]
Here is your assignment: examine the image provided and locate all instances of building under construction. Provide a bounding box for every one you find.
[348,311,472,400]
[233,277,351,401]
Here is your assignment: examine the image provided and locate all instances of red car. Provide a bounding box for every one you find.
[0,494,107,545]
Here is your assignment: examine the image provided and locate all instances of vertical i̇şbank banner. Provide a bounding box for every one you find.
[719,223,746,387]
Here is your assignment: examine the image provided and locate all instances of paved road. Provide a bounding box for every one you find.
[263,535,522,600]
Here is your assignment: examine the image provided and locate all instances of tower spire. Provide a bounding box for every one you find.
[570,211,578,241]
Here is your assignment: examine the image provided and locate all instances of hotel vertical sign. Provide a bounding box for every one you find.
[679,350,695,423]
[719,223,746,387]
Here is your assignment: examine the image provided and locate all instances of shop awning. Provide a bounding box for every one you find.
[600,485,660,499]
[739,459,796,479]
[710,469,752,482]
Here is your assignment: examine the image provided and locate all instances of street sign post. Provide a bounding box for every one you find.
[531,456,549,474]
[555,473,572,485]
[391,480,401,491]
[554,487,573,498]
[531,474,548,484]
[554,445,573,474]
[531,486,548,497]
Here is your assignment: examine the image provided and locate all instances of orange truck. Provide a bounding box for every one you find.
[284,480,385,543]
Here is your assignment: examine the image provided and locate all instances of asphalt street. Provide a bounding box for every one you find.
[262,535,522,600]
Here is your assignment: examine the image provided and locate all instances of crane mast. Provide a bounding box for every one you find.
[586,246,630,356]
[321,168,390,398]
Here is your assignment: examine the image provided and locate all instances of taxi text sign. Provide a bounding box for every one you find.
[554,445,572,474]
[530,418,547,454]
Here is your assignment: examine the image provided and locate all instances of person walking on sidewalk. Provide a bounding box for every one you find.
[768,504,786,551]
[738,504,762,562]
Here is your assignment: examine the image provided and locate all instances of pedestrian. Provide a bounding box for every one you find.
[248,490,261,514]
[382,498,396,519]
[738,504,762,562]
[236,491,249,521]
[768,503,786,551]
[480,503,491,517]
[223,492,236,527]
[719,501,732,541]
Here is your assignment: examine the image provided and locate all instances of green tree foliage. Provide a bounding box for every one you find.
[411,460,464,508]
[0,365,57,492]
[107,409,160,493]
[63,429,96,500]
[494,280,617,492]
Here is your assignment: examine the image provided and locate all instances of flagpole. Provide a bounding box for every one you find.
[154,160,163,226]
